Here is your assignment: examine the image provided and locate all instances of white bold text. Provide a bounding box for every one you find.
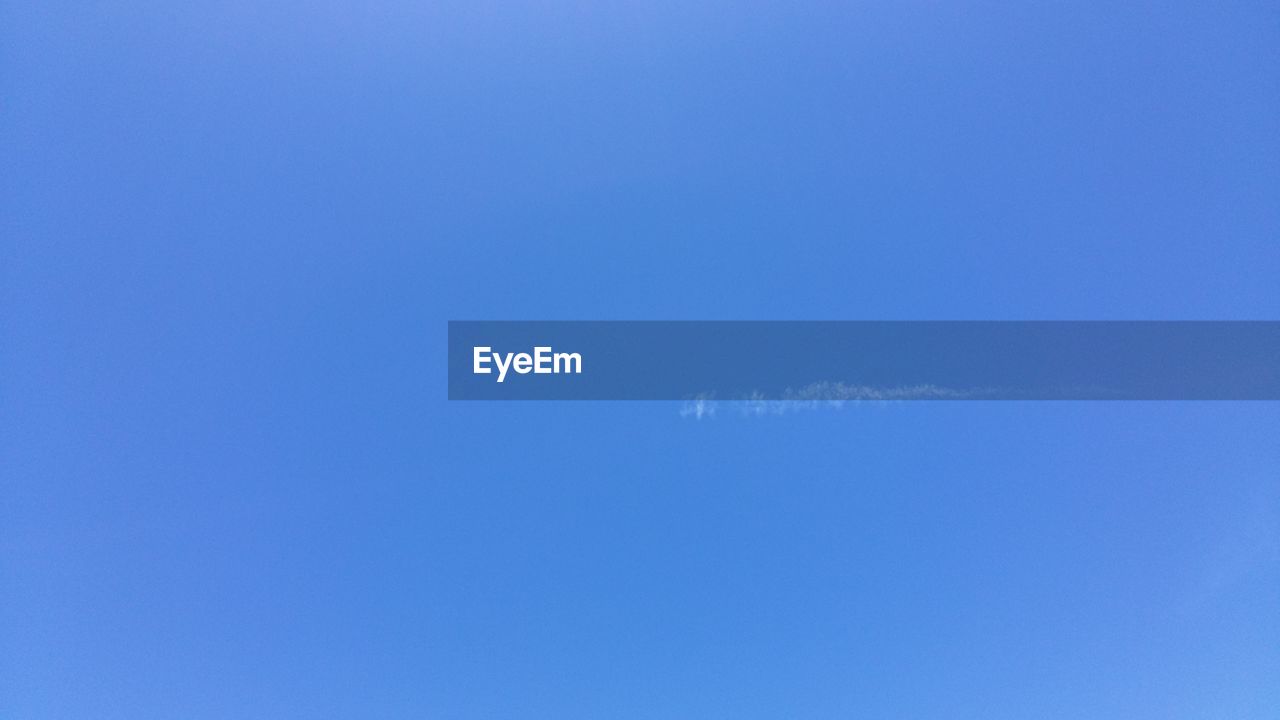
[473,346,582,383]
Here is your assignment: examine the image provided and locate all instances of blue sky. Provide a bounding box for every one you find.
[3,2,1279,718]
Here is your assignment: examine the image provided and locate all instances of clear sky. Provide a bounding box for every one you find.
[3,2,1279,718]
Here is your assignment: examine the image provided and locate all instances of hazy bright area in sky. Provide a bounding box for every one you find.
[3,2,1279,718]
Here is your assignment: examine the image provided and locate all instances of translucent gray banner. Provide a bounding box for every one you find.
[448,322,1280,400]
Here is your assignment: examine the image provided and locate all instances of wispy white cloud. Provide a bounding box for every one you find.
[678,395,717,420]
[679,382,988,418]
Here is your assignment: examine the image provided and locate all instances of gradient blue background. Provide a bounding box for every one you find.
[3,2,1279,718]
